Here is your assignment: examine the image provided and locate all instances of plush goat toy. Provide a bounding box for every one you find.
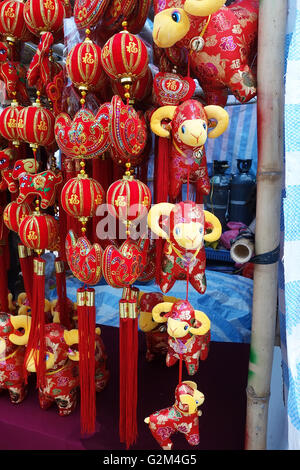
[148,200,222,294]
[152,0,258,106]
[145,380,205,450]
[152,299,211,375]
[150,99,229,201]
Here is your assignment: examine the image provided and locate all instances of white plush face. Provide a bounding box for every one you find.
[153,8,190,48]
[178,119,208,147]
[173,221,204,250]
[167,317,190,338]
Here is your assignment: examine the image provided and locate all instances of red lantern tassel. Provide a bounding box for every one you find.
[0,243,8,312]
[24,257,46,388]
[54,258,71,329]
[77,287,96,436]
[119,288,139,449]
[18,244,33,306]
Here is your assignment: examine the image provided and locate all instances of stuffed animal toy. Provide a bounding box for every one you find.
[152,0,258,106]
[152,299,210,375]
[0,314,28,404]
[9,315,109,416]
[11,159,63,209]
[151,99,229,201]
[148,200,222,293]
[144,380,204,450]
[17,292,52,323]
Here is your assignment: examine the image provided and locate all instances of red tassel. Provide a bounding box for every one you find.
[119,288,139,448]
[18,244,33,306]
[154,136,170,285]
[24,257,46,388]
[77,287,96,436]
[0,243,8,312]
[54,258,71,329]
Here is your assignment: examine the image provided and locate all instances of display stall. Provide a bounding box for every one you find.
[0,0,295,452]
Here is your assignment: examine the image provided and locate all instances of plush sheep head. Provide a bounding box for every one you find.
[152,299,210,339]
[138,292,178,332]
[153,0,226,48]
[150,100,229,148]
[148,201,222,252]
[175,380,205,414]
[12,159,39,179]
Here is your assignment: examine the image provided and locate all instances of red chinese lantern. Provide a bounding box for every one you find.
[106,174,151,233]
[65,29,107,105]
[0,101,24,146]
[23,0,66,37]
[101,22,148,99]
[61,172,105,230]
[0,0,32,44]
[19,212,59,251]
[17,97,56,151]
[3,201,32,233]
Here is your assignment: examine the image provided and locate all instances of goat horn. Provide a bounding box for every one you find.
[152,302,173,323]
[204,105,229,138]
[150,105,176,138]
[148,202,175,240]
[203,210,222,243]
[189,310,210,335]
[9,314,32,345]
[184,0,226,17]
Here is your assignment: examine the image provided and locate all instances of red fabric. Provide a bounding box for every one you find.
[27,32,60,92]
[108,96,147,166]
[61,175,105,219]
[65,230,103,285]
[102,238,149,288]
[74,0,110,29]
[55,105,111,159]
[23,0,66,36]
[19,213,59,251]
[146,382,201,450]
[106,175,151,223]
[0,103,24,145]
[66,40,106,92]
[17,105,56,148]
[46,69,64,116]
[111,67,153,103]
[126,0,151,34]
[3,202,32,233]
[153,0,258,106]
[0,0,32,42]
[102,0,136,32]
[153,72,196,106]
[101,30,148,81]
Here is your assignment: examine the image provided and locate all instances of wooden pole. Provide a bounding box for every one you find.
[244,0,287,450]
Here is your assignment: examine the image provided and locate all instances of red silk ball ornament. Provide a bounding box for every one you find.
[66,32,106,95]
[3,201,32,233]
[61,174,105,220]
[106,175,151,226]
[74,0,110,30]
[101,24,148,93]
[0,0,32,44]
[23,0,66,37]
[17,100,56,150]
[19,212,59,251]
[0,101,23,146]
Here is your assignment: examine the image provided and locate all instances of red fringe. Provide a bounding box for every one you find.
[77,287,96,436]
[18,244,33,306]
[55,258,71,330]
[119,295,138,449]
[0,245,8,312]
[24,257,46,389]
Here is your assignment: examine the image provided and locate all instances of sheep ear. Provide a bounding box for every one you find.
[150,106,176,138]
[180,394,196,414]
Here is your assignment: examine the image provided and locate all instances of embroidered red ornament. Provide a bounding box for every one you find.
[108,95,147,167]
[3,201,32,233]
[55,105,110,160]
[65,229,103,285]
[66,29,107,103]
[106,174,151,233]
[0,100,24,147]
[0,0,32,44]
[153,72,196,106]
[74,0,110,30]
[101,22,148,99]
[23,0,66,37]
[17,97,56,151]
[19,212,59,251]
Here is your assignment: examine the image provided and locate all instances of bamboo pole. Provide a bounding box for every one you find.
[244,0,287,450]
